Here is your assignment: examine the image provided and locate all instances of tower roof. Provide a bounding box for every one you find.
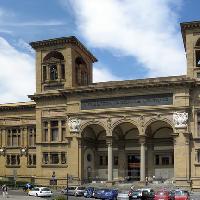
[29,36,97,63]
[181,21,200,51]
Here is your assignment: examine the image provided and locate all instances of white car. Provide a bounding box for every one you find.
[28,187,53,197]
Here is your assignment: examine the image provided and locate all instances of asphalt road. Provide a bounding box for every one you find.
[0,189,199,200]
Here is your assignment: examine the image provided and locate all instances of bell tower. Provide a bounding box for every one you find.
[30,36,97,93]
[181,21,200,78]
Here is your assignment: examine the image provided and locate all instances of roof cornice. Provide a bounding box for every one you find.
[29,36,97,63]
[181,21,200,51]
[29,75,196,100]
[0,101,35,111]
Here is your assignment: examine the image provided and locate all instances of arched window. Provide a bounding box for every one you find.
[75,57,88,86]
[42,51,65,81]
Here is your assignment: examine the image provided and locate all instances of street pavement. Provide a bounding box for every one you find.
[0,189,199,200]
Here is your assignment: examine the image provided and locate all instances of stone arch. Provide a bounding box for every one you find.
[111,118,139,133]
[195,37,200,47]
[80,121,106,134]
[144,117,174,180]
[144,117,175,135]
[43,51,64,62]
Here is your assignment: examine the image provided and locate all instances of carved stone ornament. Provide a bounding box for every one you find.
[68,118,81,133]
[173,112,188,128]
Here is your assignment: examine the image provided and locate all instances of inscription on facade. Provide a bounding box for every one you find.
[81,93,173,110]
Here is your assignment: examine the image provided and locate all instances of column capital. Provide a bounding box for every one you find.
[106,137,113,147]
[139,135,146,145]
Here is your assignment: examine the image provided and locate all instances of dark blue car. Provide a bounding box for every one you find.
[97,189,118,200]
[84,187,95,198]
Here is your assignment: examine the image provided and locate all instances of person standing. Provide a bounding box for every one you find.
[2,184,8,198]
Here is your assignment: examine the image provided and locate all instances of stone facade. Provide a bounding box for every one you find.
[1,21,200,190]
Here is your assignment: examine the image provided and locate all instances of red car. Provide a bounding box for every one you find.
[154,190,174,200]
[174,190,190,200]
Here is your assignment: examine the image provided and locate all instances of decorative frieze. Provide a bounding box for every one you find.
[68,118,81,133]
[173,112,188,128]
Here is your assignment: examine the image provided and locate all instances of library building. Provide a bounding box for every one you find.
[1,20,200,190]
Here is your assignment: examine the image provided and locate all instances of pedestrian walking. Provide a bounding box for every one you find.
[2,184,8,198]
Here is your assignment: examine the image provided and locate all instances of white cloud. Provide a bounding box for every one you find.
[93,63,122,82]
[66,0,186,78]
[0,37,35,103]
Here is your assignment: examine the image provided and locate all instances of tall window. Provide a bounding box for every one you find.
[28,127,36,147]
[42,119,66,142]
[75,57,88,86]
[51,121,58,141]
[61,120,66,141]
[7,128,21,147]
[28,154,36,166]
[43,122,48,142]
[43,65,47,81]
[50,65,58,80]
[61,64,65,79]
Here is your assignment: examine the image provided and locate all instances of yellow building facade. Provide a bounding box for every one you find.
[0,21,200,190]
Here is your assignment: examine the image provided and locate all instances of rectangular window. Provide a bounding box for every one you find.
[61,64,65,79]
[105,156,108,165]
[43,153,49,164]
[51,128,58,141]
[6,155,10,165]
[33,154,36,165]
[7,154,20,165]
[155,155,159,165]
[43,65,47,81]
[114,156,118,165]
[28,128,36,146]
[61,152,66,164]
[28,154,32,165]
[162,156,170,165]
[50,153,59,164]
[28,154,36,165]
[43,129,48,142]
[7,128,21,147]
[99,156,103,165]
[51,121,58,141]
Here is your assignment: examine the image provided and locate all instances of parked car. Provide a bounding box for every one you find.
[74,186,86,196]
[154,190,175,200]
[98,189,118,200]
[61,186,77,195]
[117,190,130,199]
[174,190,190,200]
[84,187,95,198]
[93,188,107,199]
[28,187,53,197]
[61,186,86,196]
[129,188,154,200]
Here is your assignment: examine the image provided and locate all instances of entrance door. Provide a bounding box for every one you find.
[127,155,140,180]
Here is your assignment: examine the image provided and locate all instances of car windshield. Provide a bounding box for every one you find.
[32,188,39,191]
[175,190,188,196]
[41,188,50,191]
[132,191,140,195]
[78,187,85,190]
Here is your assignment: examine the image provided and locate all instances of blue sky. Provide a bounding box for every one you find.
[0,0,199,103]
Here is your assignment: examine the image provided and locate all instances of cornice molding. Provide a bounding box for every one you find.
[29,36,97,63]
[181,21,200,51]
